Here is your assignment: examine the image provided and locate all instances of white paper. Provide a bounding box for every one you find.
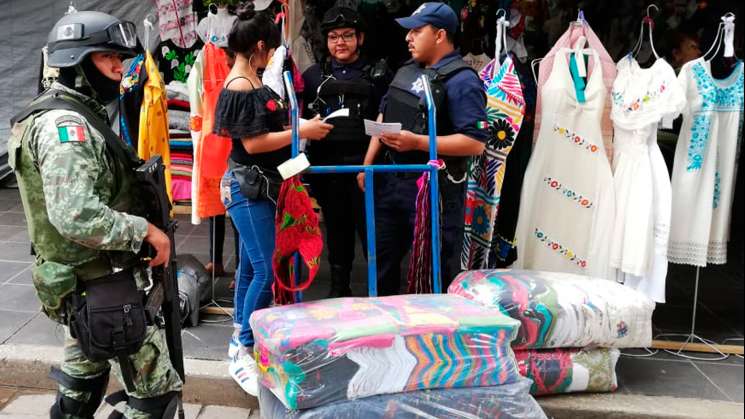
[277,152,311,180]
[364,119,402,137]
[323,108,350,121]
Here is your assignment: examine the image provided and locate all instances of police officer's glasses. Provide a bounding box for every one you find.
[328,32,357,43]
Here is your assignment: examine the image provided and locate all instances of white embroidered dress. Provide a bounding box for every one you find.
[610,57,686,302]
[514,48,615,279]
[669,58,744,266]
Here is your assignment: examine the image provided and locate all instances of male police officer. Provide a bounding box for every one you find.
[8,11,182,419]
[302,7,391,297]
[359,2,489,295]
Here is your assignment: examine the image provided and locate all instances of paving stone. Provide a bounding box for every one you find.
[0,225,28,242]
[182,403,204,419]
[197,405,251,419]
[0,262,30,284]
[0,387,16,409]
[617,357,731,401]
[0,284,40,313]
[1,394,55,415]
[5,313,65,346]
[694,361,745,403]
[0,309,36,343]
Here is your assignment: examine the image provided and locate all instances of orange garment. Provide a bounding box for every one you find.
[139,51,173,200]
[196,43,232,218]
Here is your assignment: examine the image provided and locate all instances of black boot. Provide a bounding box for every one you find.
[328,265,353,298]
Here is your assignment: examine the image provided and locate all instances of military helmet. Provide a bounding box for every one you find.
[321,7,364,35]
[47,11,138,68]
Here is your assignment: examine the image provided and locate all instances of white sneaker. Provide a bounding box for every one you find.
[228,336,240,360]
[229,352,259,396]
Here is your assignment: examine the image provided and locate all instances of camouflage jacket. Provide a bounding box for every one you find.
[8,83,148,277]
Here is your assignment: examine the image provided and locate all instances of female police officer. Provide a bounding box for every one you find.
[302,7,391,297]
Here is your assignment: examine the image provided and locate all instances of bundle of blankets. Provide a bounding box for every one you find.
[449,269,655,395]
[251,269,655,418]
[251,294,546,418]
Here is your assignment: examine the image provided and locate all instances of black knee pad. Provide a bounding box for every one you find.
[105,390,180,419]
[49,367,110,419]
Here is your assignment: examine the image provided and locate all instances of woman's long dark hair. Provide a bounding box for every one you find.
[228,2,282,58]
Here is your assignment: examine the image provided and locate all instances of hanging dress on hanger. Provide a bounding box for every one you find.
[610,57,686,302]
[514,48,615,280]
[533,22,616,161]
[669,58,744,266]
[195,43,231,218]
[462,54,526,270]
[156,0,199,49]
[139,51,173,201]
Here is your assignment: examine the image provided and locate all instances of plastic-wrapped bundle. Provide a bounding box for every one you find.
[258,377,547,419]
[516,348,620,396]
[250,295,522,410]
[448,269,655,349]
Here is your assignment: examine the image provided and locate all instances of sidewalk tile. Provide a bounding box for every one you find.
[0,284,40,312]
[0,309,36,343]
[0,388,16,409]
[0,242,33,262]
[617,357,730,401]
[694,361,745,403]
[0,262,30,284]
[197,405,251,419]
[5,313,64,346]
[1,394,54,415]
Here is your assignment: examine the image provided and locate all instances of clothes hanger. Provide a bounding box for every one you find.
[143,15,155,54]
[494,8,509,70]
[703,13,737,61]
[630,4,661,62]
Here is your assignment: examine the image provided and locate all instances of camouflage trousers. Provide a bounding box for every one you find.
[60,325,183,419]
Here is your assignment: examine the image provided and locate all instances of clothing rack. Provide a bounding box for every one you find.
[283,70,444,301]
[651,267,743,357]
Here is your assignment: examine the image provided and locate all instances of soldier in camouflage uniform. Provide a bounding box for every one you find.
[7,11,182,419]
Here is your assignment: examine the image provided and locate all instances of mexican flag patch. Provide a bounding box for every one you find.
[57,125,86,143]
[55,115,87,143]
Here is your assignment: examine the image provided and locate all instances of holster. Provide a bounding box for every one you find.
[69,268,147,392]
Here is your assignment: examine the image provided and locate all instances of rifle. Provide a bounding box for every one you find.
[136,156,186,412]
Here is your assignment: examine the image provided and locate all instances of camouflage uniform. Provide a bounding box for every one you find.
[8,82,182,419]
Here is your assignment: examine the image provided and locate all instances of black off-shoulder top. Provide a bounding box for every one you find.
[213,85,290,172]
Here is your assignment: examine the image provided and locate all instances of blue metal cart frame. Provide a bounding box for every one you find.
[282,71,441,300]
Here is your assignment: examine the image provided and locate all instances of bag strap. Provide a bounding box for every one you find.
[11,89,142,171]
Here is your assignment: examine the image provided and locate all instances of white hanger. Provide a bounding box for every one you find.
[531,57,543,84]
[703,13,737,61]
[143,15,155,54]
[494,9,510,69]
[631,4,661,61]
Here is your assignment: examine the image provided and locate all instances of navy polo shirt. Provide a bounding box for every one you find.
[379,51,489,144]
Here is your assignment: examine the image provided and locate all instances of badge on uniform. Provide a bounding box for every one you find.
[55,116,87,143]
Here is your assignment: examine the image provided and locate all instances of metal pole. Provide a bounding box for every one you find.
[690,267,700,335]
[283,71,302,302]
[364,168,377,297]
[421,75,441,294]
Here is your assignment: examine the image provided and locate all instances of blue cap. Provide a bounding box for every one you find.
[396,2,458,34]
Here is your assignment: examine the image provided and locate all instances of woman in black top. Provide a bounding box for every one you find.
[213,2,332,396]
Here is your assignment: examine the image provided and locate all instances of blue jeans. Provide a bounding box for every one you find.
[222,170,276,347]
